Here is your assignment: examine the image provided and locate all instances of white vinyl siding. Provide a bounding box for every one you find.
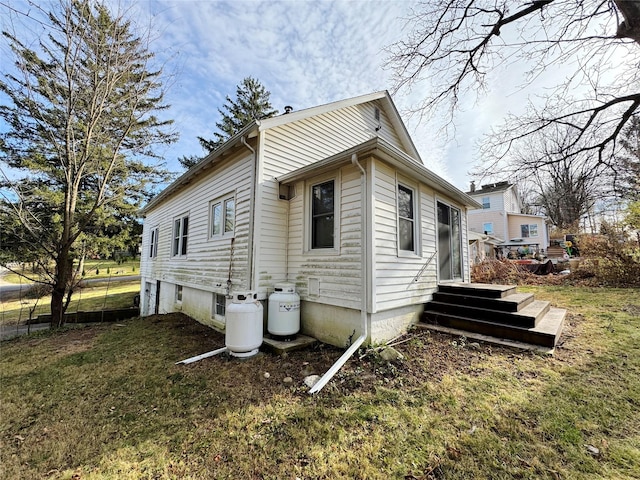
[140,151,254,318]
[285,164,363,309]
[373,161,439,312]
[255,101,408,289]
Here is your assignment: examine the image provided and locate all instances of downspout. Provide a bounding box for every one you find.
[241,136,256,290]
[309,153,368,394]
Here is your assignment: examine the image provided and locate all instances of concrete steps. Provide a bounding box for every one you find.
[422,283,565,349]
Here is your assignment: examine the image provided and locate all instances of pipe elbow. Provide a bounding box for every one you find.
[351,153,365,175]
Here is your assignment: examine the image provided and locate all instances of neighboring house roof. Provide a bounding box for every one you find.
[141,91,461,214]
[466,181,512,196]
[468,231,504,244]
[278,137,481,209]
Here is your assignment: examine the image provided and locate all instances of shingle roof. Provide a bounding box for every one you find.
[466,181,512,195]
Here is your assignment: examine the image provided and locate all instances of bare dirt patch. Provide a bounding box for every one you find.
[162,313,529,398]
[22,325,107,357]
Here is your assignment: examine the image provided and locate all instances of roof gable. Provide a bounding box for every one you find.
[258,91,420,161]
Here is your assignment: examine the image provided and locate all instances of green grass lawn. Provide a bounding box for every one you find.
[0,286,638,479]
[0,281,140,326]
[1,259,140,284]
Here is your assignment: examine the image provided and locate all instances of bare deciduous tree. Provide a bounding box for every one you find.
[387,1,640,177]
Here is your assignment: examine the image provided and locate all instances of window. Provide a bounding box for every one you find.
[521,224,539,238]
[482,196,491,209]
[175,285,183,303]
[398,184,416,252]
[311,180,335,249]
[212,293,226,318]
[149,227,158,258]
[521,224,538,237]
[210,195,235,237]
[483,222,493,235]
[172,215,189,256]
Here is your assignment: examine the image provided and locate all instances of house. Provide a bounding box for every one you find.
[139,91,481,348]
[468,231,503,264]
[466,181,549,255]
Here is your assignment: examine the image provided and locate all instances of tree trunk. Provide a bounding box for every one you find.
[50,249,73,328]
[615,0,640,44]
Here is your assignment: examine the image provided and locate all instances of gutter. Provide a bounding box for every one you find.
[309,153,369,394]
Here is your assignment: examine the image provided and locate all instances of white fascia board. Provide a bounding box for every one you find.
[257,91,388,131]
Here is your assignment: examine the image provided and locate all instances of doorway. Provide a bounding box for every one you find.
[437,201,463,282]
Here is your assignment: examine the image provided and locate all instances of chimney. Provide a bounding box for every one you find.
[284,105,293,114]
[470,181,476,192]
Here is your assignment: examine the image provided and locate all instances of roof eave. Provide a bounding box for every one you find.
[140,123,258,215]
[278,137,481,209]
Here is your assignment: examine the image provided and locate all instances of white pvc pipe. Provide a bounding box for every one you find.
[175,347,227,365]
[309,153,369,394]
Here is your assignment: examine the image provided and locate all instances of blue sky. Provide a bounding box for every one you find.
[128,0,498,190]
[1,0,543,191]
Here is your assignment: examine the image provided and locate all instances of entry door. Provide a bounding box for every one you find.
[437,201,463,281]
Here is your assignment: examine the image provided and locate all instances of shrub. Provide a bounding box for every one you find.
[575,233,640,287]
[471,259,537,284]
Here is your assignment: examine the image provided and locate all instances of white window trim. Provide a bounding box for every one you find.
[521,223,539,238]
[483,222,494,235]
[172,213,189,257]
[212,292,227,321]
[304,172,341,255]
[175,285,183,304]
[149,226,159,259]
[482,196,491,209]
[209,192,236,239]
[396,176,421,258]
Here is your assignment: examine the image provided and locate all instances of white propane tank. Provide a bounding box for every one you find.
[225,292,263,357]
[268,283,300,337]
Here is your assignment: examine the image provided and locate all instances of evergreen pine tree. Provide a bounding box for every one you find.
[198,77,278,153]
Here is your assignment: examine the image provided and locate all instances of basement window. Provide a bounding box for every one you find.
[175,285,183,303]
[212,293,226,319]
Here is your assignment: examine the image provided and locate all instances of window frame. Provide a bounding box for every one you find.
[482,196,491,209]
[397,181,418,255]
[149,226,159,259]
[305,173,340,254]
[521,223,539,238]
[175,285,183,303]
[482,222,494,235]
[209,193,236,239]
[172,214,189,257]
[212,293,226,320]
